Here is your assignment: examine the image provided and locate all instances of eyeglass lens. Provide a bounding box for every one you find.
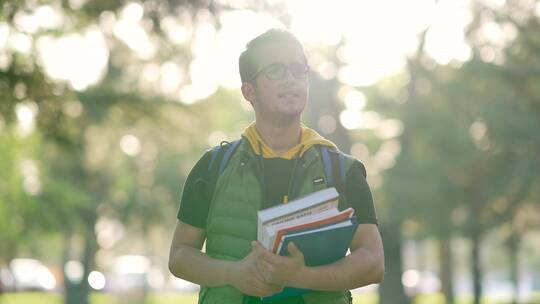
[264,63,308,80]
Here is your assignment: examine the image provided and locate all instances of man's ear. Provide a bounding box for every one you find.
[241,82,256,105]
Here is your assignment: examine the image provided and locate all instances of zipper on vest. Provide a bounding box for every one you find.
[239,153,248,180]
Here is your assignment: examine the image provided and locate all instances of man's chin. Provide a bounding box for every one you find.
[281,105,304,115]
[274,109,304,122]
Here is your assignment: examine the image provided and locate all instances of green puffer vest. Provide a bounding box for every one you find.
[198,140,356,304]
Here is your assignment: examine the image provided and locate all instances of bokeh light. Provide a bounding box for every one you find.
[88,271,106,290]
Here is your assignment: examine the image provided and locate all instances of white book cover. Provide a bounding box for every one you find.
[261,208,341,249]
[257,187,339,245]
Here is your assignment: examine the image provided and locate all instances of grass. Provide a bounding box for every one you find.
[1,292,539,304]
[0,292,63,304]
[0,292,199,304]
[0,292,365,304]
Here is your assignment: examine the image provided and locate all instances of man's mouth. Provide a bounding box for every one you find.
[279,91,300,98]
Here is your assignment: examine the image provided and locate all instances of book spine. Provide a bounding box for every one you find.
[257,218,262,245]
[260,226,268,248]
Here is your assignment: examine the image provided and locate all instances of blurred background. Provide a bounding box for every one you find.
[1,0,539,303]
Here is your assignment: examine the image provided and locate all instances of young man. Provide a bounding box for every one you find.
[169,29,384,304]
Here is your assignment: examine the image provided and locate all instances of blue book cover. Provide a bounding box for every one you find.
[261,217,358,303]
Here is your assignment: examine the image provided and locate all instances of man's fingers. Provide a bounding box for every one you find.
[255,256,274,272]
[287,242,304,259]
[248,280,280,297]
[251,241,259,250]
[259,249,281,265]
[253,246,285,275]
[252,258,280,286]
[251,241,280,264]
[251,280,271,293]
[253,263,269,283]
[253,263,278,286]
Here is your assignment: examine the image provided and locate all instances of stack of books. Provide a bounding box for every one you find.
[256,187,358,302]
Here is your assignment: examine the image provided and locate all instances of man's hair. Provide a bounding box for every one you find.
[239,29,305,83]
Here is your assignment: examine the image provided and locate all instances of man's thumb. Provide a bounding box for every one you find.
[287,242,302,257]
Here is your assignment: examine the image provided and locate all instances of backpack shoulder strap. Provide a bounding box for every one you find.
[319,145,347,194]
[319,145,335,186]
[208,145,222,172]
[203,138,243,205]
[207,138,243,176]
[218,139,242,174]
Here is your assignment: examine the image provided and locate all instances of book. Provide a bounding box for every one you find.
[261,217,359,303]
[276,218,357,257]
[257,187,340,249]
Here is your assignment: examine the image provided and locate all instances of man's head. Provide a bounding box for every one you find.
[239,29,309,121]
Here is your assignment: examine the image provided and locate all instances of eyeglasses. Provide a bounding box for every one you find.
[250,62,309,81]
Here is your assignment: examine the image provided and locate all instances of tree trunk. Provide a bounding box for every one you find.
[63,220,97,304]
[79,227,96,304]
[471,230,482,304]
[439,236,454,304]
[379,222,410,304]
[63,229,80,304]
[508,233,520,304]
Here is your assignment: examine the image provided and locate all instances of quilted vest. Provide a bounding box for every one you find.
[198,140,356,304]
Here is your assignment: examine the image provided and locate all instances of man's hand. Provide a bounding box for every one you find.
[228,249,284,297]
[251,241,306,286]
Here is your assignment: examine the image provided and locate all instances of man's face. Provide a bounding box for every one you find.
[248,42,309,120]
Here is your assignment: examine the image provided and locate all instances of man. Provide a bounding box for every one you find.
[169,29,384,304]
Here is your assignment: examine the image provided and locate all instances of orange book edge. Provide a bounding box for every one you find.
[271,208,354,253]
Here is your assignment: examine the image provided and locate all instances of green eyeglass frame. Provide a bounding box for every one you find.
[250,62,310,81]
